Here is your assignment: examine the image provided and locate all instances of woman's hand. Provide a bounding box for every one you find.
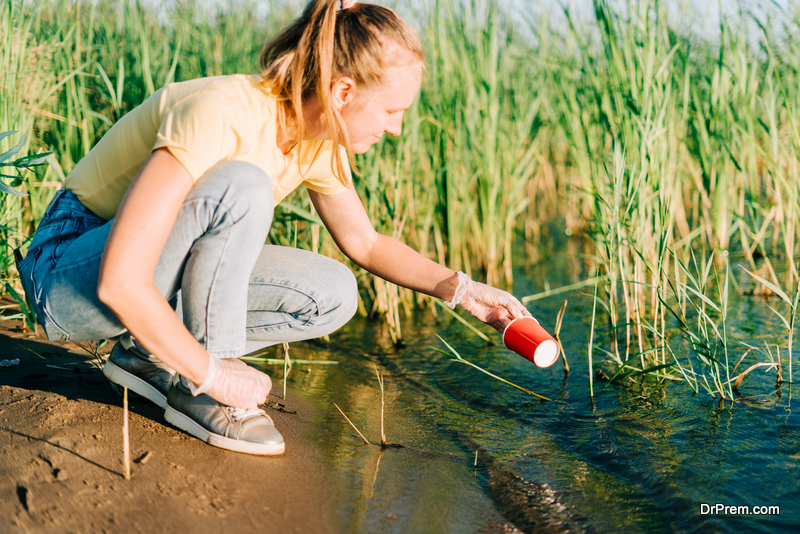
[445,272,531,332]
[192,357,272,409]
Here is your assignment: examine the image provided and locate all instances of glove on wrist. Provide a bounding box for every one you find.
[188,357,271,409]
[444,271,531,327]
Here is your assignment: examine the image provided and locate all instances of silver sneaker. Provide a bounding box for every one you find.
[164,379,285,456]
[102,336,176,408]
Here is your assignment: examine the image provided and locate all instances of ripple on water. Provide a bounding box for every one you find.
[316,256,800,532]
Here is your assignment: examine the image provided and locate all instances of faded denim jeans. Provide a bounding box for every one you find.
[17,160,358,359]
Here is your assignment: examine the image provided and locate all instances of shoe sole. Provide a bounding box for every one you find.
[103,360,168,409]
[163,405,285,456]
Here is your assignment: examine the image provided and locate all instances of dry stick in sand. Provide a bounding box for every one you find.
[554,299,570,374]
[123,387,130,480]
[374,364,387,447]
[333,403,371,445]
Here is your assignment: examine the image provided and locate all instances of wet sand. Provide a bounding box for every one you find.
[0,327,343,533]
[0,313,518,533]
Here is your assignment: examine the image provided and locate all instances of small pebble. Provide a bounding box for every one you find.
[135,451,154,465]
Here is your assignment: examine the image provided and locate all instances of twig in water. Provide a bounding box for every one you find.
[588,280,598,398]
[123,387,130,480]
[374,364,387,447]
[729,362,780,390]
[435,336,553,401]
[730,348,753,377]
[521,276,603,303]
[435,300,491,342]
[333,403,370,445]
[554,300,570,373]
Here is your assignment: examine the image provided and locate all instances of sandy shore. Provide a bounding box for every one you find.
[0,325,345,533]
[0,309,519,534]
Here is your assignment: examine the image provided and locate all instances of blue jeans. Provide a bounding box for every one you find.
[17,161,358,359]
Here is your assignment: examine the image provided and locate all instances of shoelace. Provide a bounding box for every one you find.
[228,406,271,423]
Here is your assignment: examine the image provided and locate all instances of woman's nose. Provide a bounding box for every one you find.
[386,114,404,136]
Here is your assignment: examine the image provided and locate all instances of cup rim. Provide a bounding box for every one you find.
[534,339,560,368]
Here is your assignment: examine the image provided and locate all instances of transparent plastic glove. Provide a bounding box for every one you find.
[444,272,532,332]
[188,357,272,409]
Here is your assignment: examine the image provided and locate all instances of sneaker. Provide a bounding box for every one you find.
[102,336,176,408]
[163,379,285,456]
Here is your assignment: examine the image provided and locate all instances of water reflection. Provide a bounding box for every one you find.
[252,251,800,533]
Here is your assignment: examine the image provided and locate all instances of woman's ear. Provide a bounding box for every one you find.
[331,76,356,111]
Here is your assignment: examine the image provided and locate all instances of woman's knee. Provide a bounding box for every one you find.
[191,161,274,224]
[248,247,358,334]
[307,259,358,329]
[330,261,358,322]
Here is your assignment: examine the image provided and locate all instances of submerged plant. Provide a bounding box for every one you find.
[744,266,800,384]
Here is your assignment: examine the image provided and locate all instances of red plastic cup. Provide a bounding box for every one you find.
[502,316,560,368]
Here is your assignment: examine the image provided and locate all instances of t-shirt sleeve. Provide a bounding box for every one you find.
[152,91,242,181]
[301,144,351,195]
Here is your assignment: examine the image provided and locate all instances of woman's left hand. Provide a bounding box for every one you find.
[446,272,531,332]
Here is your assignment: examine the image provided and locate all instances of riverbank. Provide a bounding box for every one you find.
[0,312,517,534]
[0,327,344,533]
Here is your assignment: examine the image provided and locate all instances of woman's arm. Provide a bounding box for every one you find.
[309,186,460,300]
[97,149,270,408]
[96,148,211,385]
[309,186,529,330]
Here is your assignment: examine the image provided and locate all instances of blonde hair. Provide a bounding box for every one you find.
[260,0,424,184]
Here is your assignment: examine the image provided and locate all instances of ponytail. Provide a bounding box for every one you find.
[260,0,423,184]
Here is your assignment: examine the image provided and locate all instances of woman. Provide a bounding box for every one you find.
[17,0,530,456]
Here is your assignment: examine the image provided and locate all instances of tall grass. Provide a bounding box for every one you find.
[541,0,800,391]
[3,0,800,392]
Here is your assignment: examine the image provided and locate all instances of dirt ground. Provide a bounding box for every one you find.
[0,321,343,534]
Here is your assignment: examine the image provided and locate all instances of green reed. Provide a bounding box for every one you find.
[541,0,800,394]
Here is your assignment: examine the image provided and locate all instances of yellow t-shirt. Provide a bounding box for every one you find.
[63,75,350,220]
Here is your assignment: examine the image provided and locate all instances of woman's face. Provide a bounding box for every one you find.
[339,60,423,154]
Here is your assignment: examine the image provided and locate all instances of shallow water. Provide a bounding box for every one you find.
[254,243,800,533]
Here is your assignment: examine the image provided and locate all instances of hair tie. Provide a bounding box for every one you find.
[341,0,356,9]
